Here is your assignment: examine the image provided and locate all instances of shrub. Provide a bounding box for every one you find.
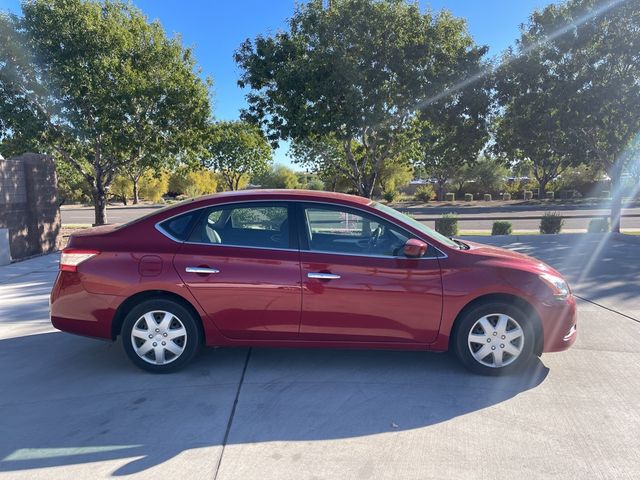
[414,185,435,202]
[540,212,564,234]
[435,213,458,237]
[306,178,325,190]
[255,165,300,189]
[183,184,201,198]
[483,193,492,201]
[445,192,455,202]
[464,193,473,202]
[383,190,399,202]
[524,190,533,200]
[588,217,610,233]
[492,220,512,236]
[169,169,218,196]
[139,170,169,203]
[111,175,133,204]
[546,191,555,199]
[502,192,511,201]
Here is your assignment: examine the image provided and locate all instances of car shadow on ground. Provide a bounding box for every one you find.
[0,331,548,476]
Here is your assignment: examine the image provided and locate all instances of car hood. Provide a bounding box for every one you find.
[457,239,562,276]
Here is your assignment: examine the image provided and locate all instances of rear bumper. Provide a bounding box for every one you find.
[540,295,578,352]
[50,271,123,340]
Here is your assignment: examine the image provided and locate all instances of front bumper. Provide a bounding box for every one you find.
[540,295,578,352]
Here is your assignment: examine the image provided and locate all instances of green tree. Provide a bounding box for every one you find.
[378,162,413,195]
[203,121,272,191]
[415,51,492,200]
[138,170,169,203]
[0,0,210,224]
[168,167,217,196]
[236,0,489,198]
[111,174,133,205]
[495,0,640,232]
[465,156,508,195]
[255,165,300,189]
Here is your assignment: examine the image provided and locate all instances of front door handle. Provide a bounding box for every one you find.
[185,266,220,275]
[307,272,341,280]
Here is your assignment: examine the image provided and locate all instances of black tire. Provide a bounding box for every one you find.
[121,298,202,373]
[452,302,536,376]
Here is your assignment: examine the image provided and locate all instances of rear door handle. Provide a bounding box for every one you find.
[185,266,220,275]
[307,272,341,280]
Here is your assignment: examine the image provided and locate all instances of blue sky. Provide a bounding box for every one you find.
[1,0,553,166]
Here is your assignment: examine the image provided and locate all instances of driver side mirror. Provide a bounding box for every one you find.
[403,238,428,258]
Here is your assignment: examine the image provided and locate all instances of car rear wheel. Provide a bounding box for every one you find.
[122,299,201,373]
[453,302,536,376]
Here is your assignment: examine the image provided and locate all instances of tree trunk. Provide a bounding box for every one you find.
[609,161,623,233]
[132,179,139,205]
[538,178,548,199]
[363,174,377,199]
[92,188,108,225]
[437,181,446,201]
[122,195,128,206]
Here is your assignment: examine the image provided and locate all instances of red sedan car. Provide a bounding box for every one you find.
[51,190,576,375]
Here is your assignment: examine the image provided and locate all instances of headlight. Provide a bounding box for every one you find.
[539,273,570,300]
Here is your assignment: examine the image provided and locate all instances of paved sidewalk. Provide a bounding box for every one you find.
[0,235,639,479]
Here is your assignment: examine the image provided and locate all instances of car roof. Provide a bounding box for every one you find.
[125,189,374,228]
[193,189,372,206]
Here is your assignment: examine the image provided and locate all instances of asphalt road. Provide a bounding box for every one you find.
[61,203,640,231]
[1,234,639,479]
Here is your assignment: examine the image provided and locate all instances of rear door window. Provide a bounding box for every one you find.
[188,203,292,250]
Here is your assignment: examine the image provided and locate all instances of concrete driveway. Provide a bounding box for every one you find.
[0,234,639,479]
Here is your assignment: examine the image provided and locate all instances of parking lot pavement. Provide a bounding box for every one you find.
[1,235,639,479]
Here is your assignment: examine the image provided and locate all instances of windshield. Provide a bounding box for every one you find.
[372,202,459,249]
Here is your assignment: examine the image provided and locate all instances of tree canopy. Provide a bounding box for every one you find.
[203,121,272,191]
[0,0,211,224]
[236,0,489,197]
[494,0,640,230]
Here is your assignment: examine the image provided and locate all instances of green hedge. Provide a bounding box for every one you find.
[492,221,512,236]
[588,217,610,233]
[435,213,458,237]
[414,185,434,202]
[540,212,564,234]
[383,190,399,202]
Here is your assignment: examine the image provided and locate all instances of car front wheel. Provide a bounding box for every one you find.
[121,298,201,373]
[453,302,536,376]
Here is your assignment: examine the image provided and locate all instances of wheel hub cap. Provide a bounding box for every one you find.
[467,313,524,368]
[131,311,187,365]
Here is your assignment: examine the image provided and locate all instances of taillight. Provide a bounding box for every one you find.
[59,249,99,272]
